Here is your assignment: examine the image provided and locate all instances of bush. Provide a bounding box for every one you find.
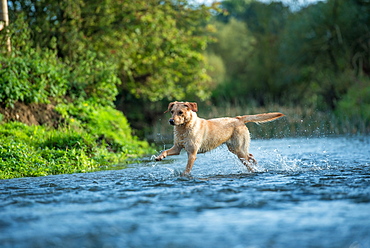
[336,79,370,132]
[0,15,120,108]
[0,49,69,108]
[0,49,120,108]
[0,122,153,180]
[67,52,120,107]
[0,16,153,180]
[55,102,151,154]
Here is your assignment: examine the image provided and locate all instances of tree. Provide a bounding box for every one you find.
[207,18,255,103]
[280,0,370,109]
[210,0,370,111]
[210,0,290,105]
[7,0,217,102]
[0,0,10,52]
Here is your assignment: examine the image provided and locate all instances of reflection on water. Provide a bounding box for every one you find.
[1,136,370,248]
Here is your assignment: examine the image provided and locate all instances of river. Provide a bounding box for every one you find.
[1,136,370,248]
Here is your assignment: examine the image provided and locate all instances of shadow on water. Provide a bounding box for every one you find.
[1,136,370,248]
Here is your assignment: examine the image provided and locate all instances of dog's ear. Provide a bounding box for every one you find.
[164,101,177,113]
[185,102,198,112]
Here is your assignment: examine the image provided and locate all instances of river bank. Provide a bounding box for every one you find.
[0,103,154,180]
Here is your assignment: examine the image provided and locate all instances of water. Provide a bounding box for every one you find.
[1,136,370,248]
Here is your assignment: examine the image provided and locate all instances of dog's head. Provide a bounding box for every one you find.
[165,101,198,126]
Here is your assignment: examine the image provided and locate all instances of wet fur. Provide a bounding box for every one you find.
[155,101,284,175]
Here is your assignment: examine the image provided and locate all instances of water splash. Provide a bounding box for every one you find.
[145,137,356,179]
[254,144,332,173]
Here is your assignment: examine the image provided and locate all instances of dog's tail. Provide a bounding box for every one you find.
[237,112,284,124]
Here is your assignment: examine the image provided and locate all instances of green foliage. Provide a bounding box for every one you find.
[336,78,370,124]
[0,139,48,179]
[209,18,254,81]
[40,129,95,152]
[209,1,290,104]
[0,17,69,107]
[207,17,256,102]
[278,0,368,109]
[0,14,154,180]
[0,50,68,108]
[0,50,119,108]
[209,0,370,113]
[66,51,120,107]
[56,102,151,155]
[206,52,226,86]
[0,19,120,108]
[0,121,153,180]
[0,123,89,179]
[7,0,218,101]
[110,0,213,101]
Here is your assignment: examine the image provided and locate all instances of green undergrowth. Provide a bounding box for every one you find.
[0,27,155,180]
[0,106,154,180]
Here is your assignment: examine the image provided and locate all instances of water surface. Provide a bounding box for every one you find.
[1,136,370,247]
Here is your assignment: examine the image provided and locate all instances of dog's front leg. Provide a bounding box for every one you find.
[182,151,197,176]
[155,145,182,161]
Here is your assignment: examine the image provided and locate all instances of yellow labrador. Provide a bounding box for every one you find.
[155,101,284,175]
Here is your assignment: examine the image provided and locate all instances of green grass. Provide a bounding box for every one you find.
[0,109,155,180]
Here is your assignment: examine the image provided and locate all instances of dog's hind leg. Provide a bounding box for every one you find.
[237,151,257,172]
[226,144,256,172]
[247,153,257,164]
[227,128,257,172]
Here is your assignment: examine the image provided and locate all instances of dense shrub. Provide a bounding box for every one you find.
[0,14,120,108]
[66,51,120,107]
[0,49,120,108]
[0,122,152,180]
[0,49,68,108]
[56,102,151,155]
[336,79,370,132]
[0,21,153,179]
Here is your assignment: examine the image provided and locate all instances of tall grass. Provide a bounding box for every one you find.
[149,102,369,143]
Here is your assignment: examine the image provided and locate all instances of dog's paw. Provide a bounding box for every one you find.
[248,153,257,164]
[155,154,166,161]
[180,171,192,177]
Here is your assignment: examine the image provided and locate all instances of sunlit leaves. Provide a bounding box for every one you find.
[6,0,217,101]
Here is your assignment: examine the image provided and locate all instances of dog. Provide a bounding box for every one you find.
[155,101,284,175]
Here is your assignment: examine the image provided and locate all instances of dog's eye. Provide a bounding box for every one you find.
[178,111,183,115]
[170,110,174,114]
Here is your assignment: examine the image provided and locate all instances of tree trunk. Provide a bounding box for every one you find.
[0,0,11,52]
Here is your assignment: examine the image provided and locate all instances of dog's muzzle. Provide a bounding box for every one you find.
[169,119,175,125]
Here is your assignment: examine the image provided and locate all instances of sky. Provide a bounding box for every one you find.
[193,0,323,9]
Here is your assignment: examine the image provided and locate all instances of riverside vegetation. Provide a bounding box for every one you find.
[1,0,215,179]
[0,103,152,179]
[1,0,370,179]
[0,17,153,180]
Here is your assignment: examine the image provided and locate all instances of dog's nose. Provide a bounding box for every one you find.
[169,119,175,125]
